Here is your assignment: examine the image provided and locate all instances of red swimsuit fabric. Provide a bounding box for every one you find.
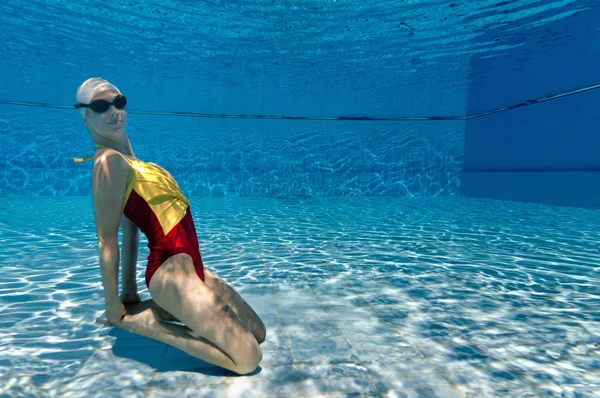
[123,189,205,288]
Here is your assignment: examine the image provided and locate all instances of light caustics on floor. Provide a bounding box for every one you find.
[0,196,599,397]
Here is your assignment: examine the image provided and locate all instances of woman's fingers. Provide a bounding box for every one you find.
[95,317,112,327]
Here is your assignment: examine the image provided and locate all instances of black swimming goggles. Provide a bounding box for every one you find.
[74,95,127,113]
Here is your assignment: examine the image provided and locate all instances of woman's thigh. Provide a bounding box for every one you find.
[148,253,261,368]
[203,269,266,344]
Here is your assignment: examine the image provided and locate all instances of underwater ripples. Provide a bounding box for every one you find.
[0,196,599,395]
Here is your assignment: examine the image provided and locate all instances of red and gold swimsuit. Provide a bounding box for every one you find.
[75,144,205,288]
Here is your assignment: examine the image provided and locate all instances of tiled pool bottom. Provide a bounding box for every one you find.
[1,196,599,397]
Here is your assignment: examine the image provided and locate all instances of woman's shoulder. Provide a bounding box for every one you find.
[92,148,134,183]
[94,147,134,165]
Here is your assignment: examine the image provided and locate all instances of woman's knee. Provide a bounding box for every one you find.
[232,340,263,375]
[256,321,267,345]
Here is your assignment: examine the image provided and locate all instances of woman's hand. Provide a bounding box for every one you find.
[105,297,127,325]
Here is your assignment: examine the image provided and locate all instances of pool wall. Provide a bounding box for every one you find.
[1,2,598,203]
[462,4,600,208]
[0,106,464,196]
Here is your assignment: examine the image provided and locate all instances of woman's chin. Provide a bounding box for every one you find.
[107,123,125,133]
[98,129,126,140]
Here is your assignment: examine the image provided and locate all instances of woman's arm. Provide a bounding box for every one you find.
[98,237,120,302]
[121,215,140,300]
[92,150,129,305]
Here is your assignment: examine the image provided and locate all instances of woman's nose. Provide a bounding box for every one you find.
[108,104,122,116]
[107,106,121,120]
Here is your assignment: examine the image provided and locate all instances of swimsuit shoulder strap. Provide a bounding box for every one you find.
[72,143,112,163]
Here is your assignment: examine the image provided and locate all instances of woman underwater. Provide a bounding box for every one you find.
[74,78,265,375]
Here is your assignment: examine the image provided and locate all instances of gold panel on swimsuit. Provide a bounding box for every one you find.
[123,157,190,236]
[75,144,190,236]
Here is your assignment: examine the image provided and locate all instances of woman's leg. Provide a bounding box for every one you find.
[149,269,266,344]
[148,253,262,375]
[203,269,267,344]
[105,303,243,371]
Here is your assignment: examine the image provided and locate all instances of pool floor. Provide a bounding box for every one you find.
[1,196,599,397]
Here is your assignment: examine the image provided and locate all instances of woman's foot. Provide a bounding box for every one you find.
[151,300,181,323]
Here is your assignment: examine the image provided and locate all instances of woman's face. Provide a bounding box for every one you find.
[84,90,128,140]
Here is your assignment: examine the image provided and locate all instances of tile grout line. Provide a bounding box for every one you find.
[145,383,599,398]
[6,364,576,389]
[226,367,229,398]
[455,384,600,393]
[375,271,597,341]
[277,322,595,349]
[225,242,234,398]
[303,275,385,398]
[143,371,157,398]
[56,277,592,397]
[260,257,307,398]
[226,240,232,397]
[272,322,588,357]
[379,274,512,359]
[341,277,466,398]
[376,273,542,390]
[64,255,591,395]
[56,348,100,397]
[55,380,598,396]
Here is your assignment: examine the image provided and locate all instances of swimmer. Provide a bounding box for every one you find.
[74,78,265,375]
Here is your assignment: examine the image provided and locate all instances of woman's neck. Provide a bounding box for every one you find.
[94,135,134,157]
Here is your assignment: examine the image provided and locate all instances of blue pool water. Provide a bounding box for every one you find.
[1,196,599,396]
[2,0,600,396]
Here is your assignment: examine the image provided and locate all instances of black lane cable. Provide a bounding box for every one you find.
[0,82,598,121]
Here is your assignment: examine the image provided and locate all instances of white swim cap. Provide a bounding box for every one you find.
[76,78,122,119]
